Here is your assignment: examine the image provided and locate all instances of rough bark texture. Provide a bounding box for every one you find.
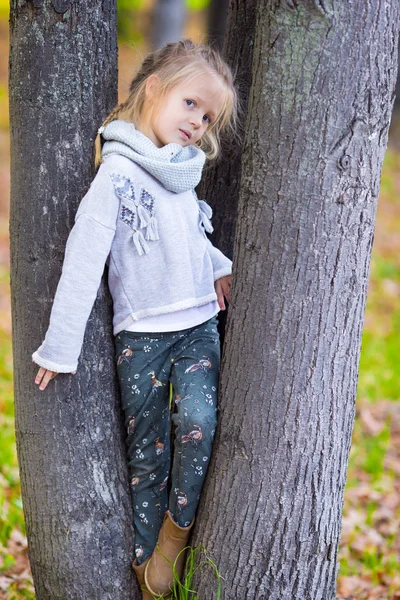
[191,1,400,599]
[9,2,139,598]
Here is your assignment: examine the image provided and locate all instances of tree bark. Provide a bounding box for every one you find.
[191,1,400,599]
[9,2,138,598]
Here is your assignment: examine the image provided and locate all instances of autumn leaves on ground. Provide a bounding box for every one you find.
[1,7,400,600]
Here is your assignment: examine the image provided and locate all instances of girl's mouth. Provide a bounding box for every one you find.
[179,129,190,141]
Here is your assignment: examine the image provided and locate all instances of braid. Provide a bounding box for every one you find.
[94,96,136,168]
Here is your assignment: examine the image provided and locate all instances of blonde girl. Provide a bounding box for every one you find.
[33,39,240,599]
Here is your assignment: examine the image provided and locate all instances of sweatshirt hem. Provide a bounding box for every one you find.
[32,351,77,374]
[113,294,218,335]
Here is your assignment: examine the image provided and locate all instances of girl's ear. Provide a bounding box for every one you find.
[145,74,161,100]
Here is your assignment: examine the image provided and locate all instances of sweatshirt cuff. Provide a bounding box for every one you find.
[32,351,77,374]
[214,266,232,282]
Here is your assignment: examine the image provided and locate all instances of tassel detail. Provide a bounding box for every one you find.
[197,199,213,219]
[137,204,151,228]
[198,210,213,233]
[144,214,159,241]
[197,199,214,233]
[132,229,150,255]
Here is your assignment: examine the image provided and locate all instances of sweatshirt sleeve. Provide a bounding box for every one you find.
[32,164,119,373]
[206,238,232,281]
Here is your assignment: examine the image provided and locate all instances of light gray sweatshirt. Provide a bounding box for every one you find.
[32,120,232,373]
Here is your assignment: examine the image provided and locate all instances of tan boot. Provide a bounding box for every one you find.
[144,510,195,598]
[132,555,157,600]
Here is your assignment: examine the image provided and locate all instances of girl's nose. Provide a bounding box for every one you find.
[190,115,202,129]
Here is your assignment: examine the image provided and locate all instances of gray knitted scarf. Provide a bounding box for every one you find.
[100,119,206,193]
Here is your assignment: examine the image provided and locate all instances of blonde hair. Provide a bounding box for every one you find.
[94,38,242,168]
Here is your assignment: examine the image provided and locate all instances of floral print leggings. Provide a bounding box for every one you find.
[114,314,220,565]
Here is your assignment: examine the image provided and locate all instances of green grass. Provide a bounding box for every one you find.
[357,241,400,404]
[0,325,35,597]
[379,148,400,199]
[0,325,22,545]
[358,312,400,402]
[361,418,391,480]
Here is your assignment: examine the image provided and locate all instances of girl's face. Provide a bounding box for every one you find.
[139,71,226,148]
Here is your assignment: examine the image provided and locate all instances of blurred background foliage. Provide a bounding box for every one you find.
[1,1,400,598]
[117,0,210,44]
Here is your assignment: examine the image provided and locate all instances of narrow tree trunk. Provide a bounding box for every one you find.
[192,2,400,599]
[198,0,257,348]
[395,37,400,109]
[151,0,186,50]
[9,2,138,598]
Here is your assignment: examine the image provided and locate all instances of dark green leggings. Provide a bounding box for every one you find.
[114,314,220,564]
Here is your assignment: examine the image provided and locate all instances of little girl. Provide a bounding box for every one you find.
[32,38,239,599]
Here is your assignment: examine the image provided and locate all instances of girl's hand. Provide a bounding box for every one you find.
[215,275,231,310]
[33,364,77,391]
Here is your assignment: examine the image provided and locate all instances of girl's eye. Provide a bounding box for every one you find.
[185,99,212,124]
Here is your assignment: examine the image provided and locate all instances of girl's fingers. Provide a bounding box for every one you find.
[34,368,57,391]
[35,367,45,384]
[214,281,225,310]
[39,371,55,391]
[222,285,230,304]
[215,275,231,306]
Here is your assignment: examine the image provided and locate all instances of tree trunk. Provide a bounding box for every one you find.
[197,0,258,349]
[395,37,400,109]
[9,2,138,598]
[191,2,400,599]
[151,0,186,51]
[206,0,230,53]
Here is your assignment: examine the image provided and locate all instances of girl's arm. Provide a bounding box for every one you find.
[205,238,232,310]
[32,165,119,375]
